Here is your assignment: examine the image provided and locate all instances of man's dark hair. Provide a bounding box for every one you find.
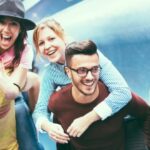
[65,40,97,66]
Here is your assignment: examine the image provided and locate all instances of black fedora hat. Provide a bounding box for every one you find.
[0,0,36,30]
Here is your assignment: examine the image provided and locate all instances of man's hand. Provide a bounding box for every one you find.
[67,110,101,137]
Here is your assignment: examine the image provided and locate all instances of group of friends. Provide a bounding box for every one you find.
[0,0,150,150]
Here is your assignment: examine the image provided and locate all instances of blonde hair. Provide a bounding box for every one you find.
[33,19,65,54]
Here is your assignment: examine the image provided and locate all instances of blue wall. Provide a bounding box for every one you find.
[47,0,150,101]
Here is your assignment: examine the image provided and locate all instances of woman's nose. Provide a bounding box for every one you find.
[44,41,51,50]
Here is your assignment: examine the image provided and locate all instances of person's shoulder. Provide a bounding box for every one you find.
[51,84,72,102]
[21,43,33,56]
[23,43,32,51]
[43,63,56,73]
[98,80,109,93]
[45,62,61,70]
[49,84,72,111]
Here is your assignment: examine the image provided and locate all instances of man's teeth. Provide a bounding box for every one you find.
[84,82,94,86]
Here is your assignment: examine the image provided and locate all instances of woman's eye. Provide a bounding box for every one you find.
[38,42,44,46]
[48,37,55,41]
[11,21,19,26]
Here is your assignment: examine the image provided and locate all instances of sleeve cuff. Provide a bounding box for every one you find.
[93,101,112,120]
[36,117,49,133]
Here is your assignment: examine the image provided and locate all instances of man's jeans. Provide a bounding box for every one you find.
[15,95,44,150]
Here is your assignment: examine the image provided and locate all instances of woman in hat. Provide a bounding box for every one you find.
[32,19,131,141]
[0,0,41,149]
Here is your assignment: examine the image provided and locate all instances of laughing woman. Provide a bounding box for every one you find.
[0,0,41,149]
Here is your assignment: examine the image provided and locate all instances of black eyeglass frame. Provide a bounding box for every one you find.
[67,65,101,77]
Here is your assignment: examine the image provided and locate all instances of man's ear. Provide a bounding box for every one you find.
[64,66,71,79]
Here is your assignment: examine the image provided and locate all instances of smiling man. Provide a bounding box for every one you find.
[48,40,150,150]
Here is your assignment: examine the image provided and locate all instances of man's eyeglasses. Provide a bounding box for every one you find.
[67,65,100,77]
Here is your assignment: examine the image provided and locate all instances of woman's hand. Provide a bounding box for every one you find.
[42,120,70,144]
[0,60,21,99]
[67,110,101,137]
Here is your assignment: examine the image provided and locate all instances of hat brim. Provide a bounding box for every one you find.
[0,14,36,31]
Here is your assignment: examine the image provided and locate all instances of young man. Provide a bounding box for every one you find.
[48,40,150,150]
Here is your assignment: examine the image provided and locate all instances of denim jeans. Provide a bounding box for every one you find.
[15,95,44,150]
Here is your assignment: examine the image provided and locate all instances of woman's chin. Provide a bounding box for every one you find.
[48,57,60,63]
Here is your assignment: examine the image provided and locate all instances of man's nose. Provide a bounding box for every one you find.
[86,71,94,79]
